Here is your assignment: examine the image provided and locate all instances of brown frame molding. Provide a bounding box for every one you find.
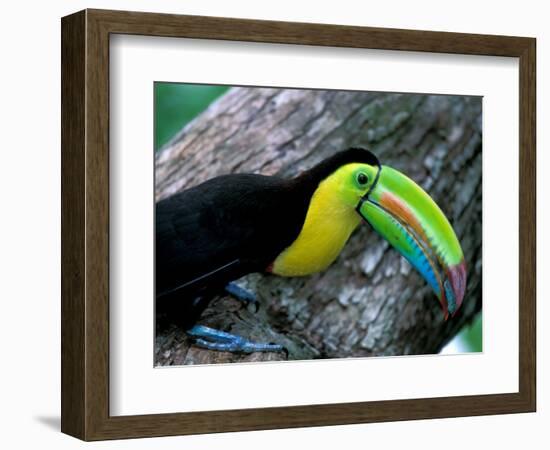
[61,9,536,441]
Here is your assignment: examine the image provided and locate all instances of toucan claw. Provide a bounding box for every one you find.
[225,282,260,312]
[187,325,285,354]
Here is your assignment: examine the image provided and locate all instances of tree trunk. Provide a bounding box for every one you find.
[154,87,482,366]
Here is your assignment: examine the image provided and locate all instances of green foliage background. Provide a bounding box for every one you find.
[447,313,482,353]
[155,83,229,150]
[154,82,482,354]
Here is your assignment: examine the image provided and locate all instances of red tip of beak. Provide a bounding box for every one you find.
[446,260,467,317]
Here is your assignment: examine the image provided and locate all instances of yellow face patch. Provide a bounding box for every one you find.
[271,164,368,277]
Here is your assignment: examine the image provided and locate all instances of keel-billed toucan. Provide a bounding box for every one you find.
[156,148,466,354]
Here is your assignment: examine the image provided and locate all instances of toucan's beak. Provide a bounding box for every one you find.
[357,165,466,319]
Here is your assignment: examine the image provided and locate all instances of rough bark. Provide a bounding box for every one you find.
[154,87,482,366]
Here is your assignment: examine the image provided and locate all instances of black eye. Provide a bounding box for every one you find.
[357,172,369,186]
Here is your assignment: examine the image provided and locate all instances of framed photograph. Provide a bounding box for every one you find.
[61,9,536,440]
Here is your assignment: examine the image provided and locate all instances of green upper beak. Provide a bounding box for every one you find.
[357,165,466,319]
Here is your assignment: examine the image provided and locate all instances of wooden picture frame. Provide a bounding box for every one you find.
[61,8,536,441]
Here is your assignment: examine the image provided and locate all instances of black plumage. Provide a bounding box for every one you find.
[155,148,378,330]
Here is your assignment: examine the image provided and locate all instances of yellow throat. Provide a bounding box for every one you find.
[271,166,362,277]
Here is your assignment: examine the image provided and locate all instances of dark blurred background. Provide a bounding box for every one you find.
[154,82,482,354]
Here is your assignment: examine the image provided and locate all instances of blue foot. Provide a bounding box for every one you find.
[187,325,287,355]
[225,282,260,312]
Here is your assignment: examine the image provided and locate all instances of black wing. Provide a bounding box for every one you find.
[155,173,303,301]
